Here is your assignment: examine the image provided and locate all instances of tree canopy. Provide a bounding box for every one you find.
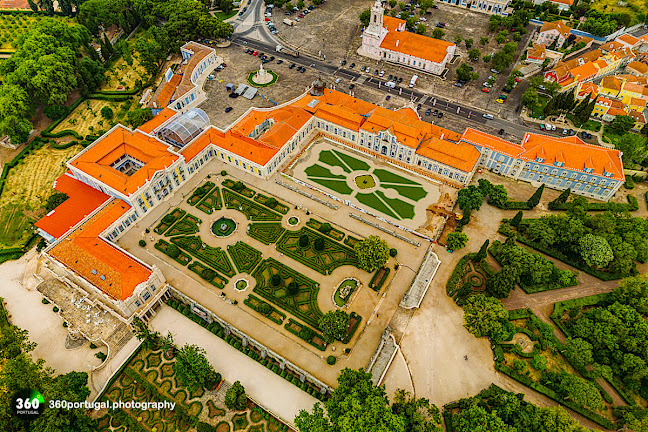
[174,344,218,391]
[295,368,442,432]
[354,235,390,272]
[318,310,350,343]
[462,294,512,342]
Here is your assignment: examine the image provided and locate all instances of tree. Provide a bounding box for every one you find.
[510,211,523,227]
[126,108,153,128]
[456,63,476,82]
[416,23,426,34]
[318,310,350,343]
[295,368,406,432]
[611,115,636,133]
[464,38,473,48]
[354,235,390,272]
[487,184,508,207]
[480,36,489,45]
[287,281,299,296]
[432,28,445,39]
[473,240,489,262]
[285,1,293,9]
[485,266,517,298]
[454,402,516,432]
[531,354,547,371]
[299,234,310,247]
[526,184,544,208]
[359,9,371,26]
[225,380,247,410]
[314,237,325,251]
[522,87,539,108]
[297,0,304,8]
[491,50,513,72]
[541,372,605,411]
[457,185,484,212]
[563,337,594,370]
[462,294,510,342]
[175,344,218,391]
[446,232,468,250]
[617,133,648,167]
[100,106,114,119]
[45,192,69,212]
[468,48,481,61]
[131,316,161,350]
[389,0,397,7]
[44,104,67,120]
[579,234,613,268]
[391,389,442,432]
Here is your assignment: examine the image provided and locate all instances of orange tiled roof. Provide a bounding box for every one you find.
[379,28,454,64]
[70,127,178,195]
[559,77,575,87]
[578,82,599,98]
[627,61,648,75]
[138,108,176,134]
[182,128,281,166]
[623,81,646,94]
[521,133,623,180]
[570,62,598,81]
[617,34,640,47]
[528,44,546,60]
[607,107,627,117]
[383,15,405,32]
[460,128,523,157]
[416,137,480,172]
[49,199,152,301]
[0,0,29,9]
[314,104,365,131]
[154,74,182,109]
[630,97,647,107]
[174,42,214,100]
[540,20,571,38]
[550,0,573,4]
[601,76,622,92]
[628,110,646,124]
[601,41,625,52]
[35,174,111,239]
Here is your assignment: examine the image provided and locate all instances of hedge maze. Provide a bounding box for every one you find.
[275,227,359,275]
[228,241,262,274]
[166,214,201,237]
[155,208,186,234]
[247,223,286,245]
[223,189,282,221]
[196,187,222,214]
[252,258,323,329]
[171,235,235,278]
[188,181,216,206]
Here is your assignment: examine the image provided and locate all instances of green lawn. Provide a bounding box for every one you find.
[529,95,549,119]
[372,168,419,185]
[356,193,399,219]
[376,191,415,219]
[307,177,353,195]
[213,9,238,20]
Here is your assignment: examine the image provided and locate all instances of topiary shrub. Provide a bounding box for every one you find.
[202,268,215,280]
[326,355,336,365]
[232,181,245,192]
[53,306,59,313]
[318,223,332,234]
[314,237,325,251]
[258,302,271,315]
[166,244,181,259]
[101,106,114,119]
[162,214,175,224]
[287,281,299,296]
[221,170,227,176]
[299,327,313,340]
[265,197,278,208]
[63,322,68,327]
[145,228,150,233]
[139,240,146,247]
[42,298,50,304]
[89,343,98,349]
[271,273,282,286]
[298,234,310,248]
[389,248,397,257]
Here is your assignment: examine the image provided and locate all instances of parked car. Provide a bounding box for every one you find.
[438,112,444,118]
[379,70,384,77]
[419,17,427,21]
[387,74,393,81]
[482,113,494,119]
[454,82,463,87]
[490,68,499,73]
[265,17,271,21]
[228,92,238,98]
[341,60,347,66]
[540,124,545,130]
[349,63,355,68]
[289,63,296,69]
[481,88,490,93]
[299,68,305,73]
[425,108,432,115]
[349,83,355,89]
[432,4,438,8]
[276,59,283,64]
[498,128,505,135]
[252,51,259,56]
[495,98,504,103]
[397,77,403,84]
[225,107,233,113]
[366,68,372,74]
[386,95,391,100]
[436,22,445,28]
[433,109,439,116]
[374,70,379,75]
[335,77,341,83]
[416,103,422,110]
[361,66,366,72]
[562,128,568,135]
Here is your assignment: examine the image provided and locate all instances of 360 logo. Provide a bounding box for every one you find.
[12,389,45,420]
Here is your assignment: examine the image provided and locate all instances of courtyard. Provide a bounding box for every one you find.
[116,156,428,388]
[289,139,442,229]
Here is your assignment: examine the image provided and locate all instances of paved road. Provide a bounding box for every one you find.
[227,34,568,140]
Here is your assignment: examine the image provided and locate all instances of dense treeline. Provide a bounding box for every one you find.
[565,275,648,398]
[513,201,648,275]
[446,384,591,432]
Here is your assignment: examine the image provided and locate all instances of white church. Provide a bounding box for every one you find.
[358,0,456,75]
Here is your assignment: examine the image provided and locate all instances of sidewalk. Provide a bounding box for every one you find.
[149,305,319,428]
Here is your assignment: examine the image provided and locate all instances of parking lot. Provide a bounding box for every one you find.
[267,0,534,119]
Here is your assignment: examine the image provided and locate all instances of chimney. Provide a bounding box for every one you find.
[396,40,399,47]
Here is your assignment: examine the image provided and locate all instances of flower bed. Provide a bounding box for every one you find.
[187,181,216,206]
[166,214,201,237]
[171,235,235,277]
[188,261,228,289]
[196,187,222,214]
[243,294,286,325]
[223,189,282,221]
[284,318,327,351]
[253,193,289,214]
[369,267,390,291]
[305,218,345,241]
[154,239,192,266]
[154,208,186,234]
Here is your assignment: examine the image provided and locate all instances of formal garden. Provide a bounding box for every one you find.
[299,147,430,221]
[0,14,72,51]
[95,339,291,432]
[334,278,358,307]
